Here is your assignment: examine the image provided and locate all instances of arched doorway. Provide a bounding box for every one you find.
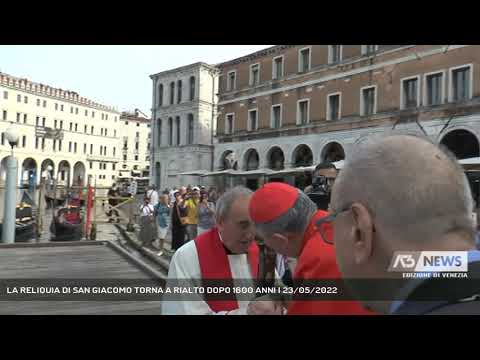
[21,158,37,189]
[220,150,238,170]
[244,149,259,171]
[440,129,480,160]
[267,147,285,170]
[73,162,86,187]
[155,162,161,190]
[57,160,71,187]
[0,156,9,184]
[40,159,55,181]
[292,144,313,167]
[321,142,345,163]
[291,145,313,189]
[243,149,260,190]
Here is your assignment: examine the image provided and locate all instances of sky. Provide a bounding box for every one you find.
[0,45,272,114]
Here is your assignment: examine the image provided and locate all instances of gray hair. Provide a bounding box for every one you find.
[215,186,253,223]
[333,134,474,243]
[255,190,317,238]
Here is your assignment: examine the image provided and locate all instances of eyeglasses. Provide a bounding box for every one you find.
[315,206,351,245]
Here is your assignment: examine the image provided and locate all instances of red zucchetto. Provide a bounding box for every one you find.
[249,182,299,223]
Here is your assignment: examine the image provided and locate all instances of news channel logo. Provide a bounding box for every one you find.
[388,251,469,278]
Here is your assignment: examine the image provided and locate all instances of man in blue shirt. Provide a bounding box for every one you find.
[328,135,480,315]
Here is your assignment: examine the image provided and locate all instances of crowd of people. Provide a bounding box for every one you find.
[160,134,480,315]
[138,185,219,257]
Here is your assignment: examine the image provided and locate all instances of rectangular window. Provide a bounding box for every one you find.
[84,125,87,133]
[36,116,40,127]
[55,103,58,111]
[101,129,104,136]
[42,117,45,127]
[75,107,78,114]
[271,105,282,129]
[92,111,95,118]
[16,112,20,123]
[227,71,236,91]
[69,142,72,152]
[60,120,63,129]
[327,94,340,121]
[299,47,311,72]
[70,107,73,114]
[37,99,41,106]
[135,155,139,161]
[42,138,45,150]
[91,126,94,134]
[112,164,116,171]
[105,129,108,136]
[3,91,8,99]
[248,109,258,131]
[53,139,56,151]
[402,77,419,109]
[361,86,376,116]
[17,94,21,102]
[451,66,471,102]
[69,123,73,131]
[135,142,139,150]
[35,137,39,149]
[272,56,284,80]
[22,136,26,148]
[60,104,64,111]
[1,133,4,146]
[84,143,87,154]
[74,142,77,153]
[113,147,116,157]
[58,140,62,151]
[89,162,93,169]
[123,154,127,161]
[425,72,443,106]
[114,130,117,137]
[297,99,310,124]
[85,110,88,116]
[54,120,57,129]
[175,117,181,145]
[225,114,234,135]
[43,100,47,108]
[329,45,342,64]
[2,110,6,121]
[90,144,93,154]
[23,114,27,124]
[250,64,260,86]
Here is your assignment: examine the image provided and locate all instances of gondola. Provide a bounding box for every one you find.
[0,192,36,242]
[50,197,84,241]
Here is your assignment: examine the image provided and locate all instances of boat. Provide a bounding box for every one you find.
[50,196,84,241]
[0,193,36,242]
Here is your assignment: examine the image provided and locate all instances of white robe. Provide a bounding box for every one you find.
[161,239,256,315]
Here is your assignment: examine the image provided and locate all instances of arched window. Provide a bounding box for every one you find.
[168,117,173,146]
[175,116,181,145]
[158,84,163,106]
[157,118,162,146]
[170,82,175,105]
[177,80,182,104]
[189,76,195,101]
[187,114,194,144]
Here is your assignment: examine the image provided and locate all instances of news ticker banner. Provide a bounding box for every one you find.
[0,278,479,301]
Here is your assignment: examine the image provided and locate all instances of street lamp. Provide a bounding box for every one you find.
[2,123,19,243]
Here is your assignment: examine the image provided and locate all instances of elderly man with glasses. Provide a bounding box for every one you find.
[248,182,374,315]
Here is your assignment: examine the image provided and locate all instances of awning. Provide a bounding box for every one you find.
[230,168,275,176]
[201,170,235,177]
[178,170,209,176]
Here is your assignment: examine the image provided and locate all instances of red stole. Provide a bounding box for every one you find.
[194,227,259,313]
[287,210,376,315]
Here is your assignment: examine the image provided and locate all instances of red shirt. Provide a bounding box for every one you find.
[287,210,376,315]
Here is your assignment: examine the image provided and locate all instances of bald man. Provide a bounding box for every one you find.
[330,135,480,315]
[248,182,374,315]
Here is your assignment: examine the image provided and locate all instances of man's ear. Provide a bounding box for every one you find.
[350,202,374,265]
